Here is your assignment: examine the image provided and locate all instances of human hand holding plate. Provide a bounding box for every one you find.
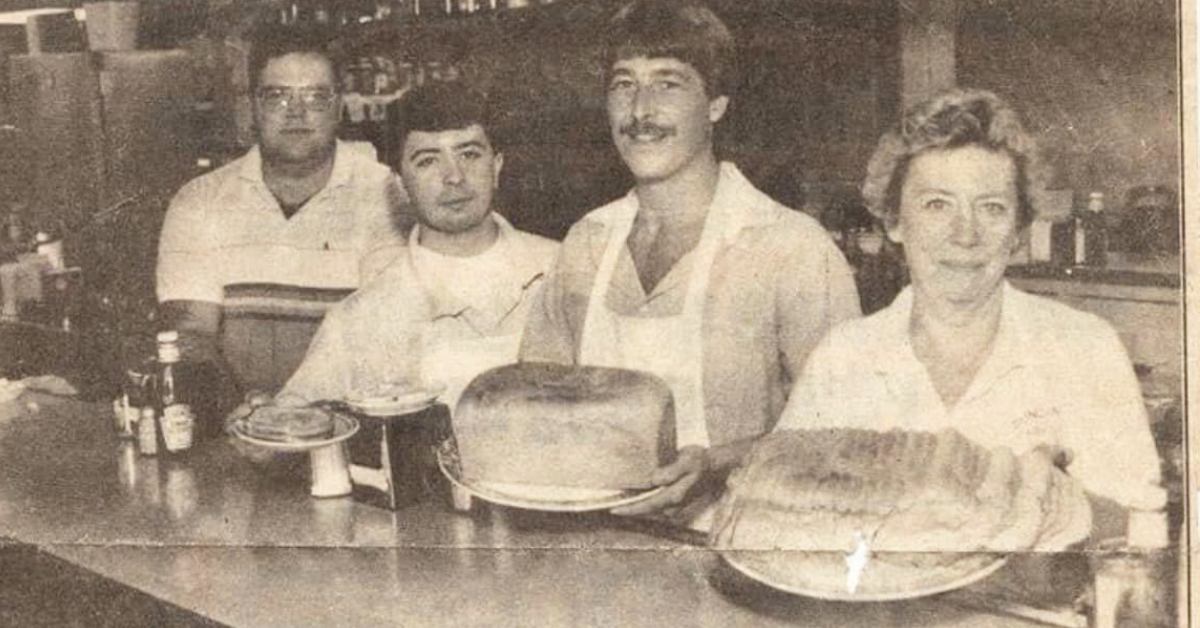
[610,445,710,516]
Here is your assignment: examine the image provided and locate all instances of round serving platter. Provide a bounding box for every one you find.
[435,445,665,513]
[232,413,360,452]
[718,549,1008,602]
[344,382,446,417]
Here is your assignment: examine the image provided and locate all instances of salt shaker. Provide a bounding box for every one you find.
[310,443,352,498]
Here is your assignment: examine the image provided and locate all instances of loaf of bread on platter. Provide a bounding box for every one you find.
[709,428,1091,597]
[453,362,676,489]
[712,427,1090,556]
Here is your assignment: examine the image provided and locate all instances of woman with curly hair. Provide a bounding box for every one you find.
[775,88,1164,526]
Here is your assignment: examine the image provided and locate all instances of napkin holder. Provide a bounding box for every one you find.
[345,403,451,510]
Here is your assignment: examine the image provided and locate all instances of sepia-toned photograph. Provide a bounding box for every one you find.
[0,0,1188,626]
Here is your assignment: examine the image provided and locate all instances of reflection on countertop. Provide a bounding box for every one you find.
[0,392,1128,628]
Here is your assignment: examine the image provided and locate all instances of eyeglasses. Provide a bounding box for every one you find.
[256,86,339,112]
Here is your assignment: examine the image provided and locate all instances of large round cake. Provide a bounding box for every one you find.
[710,428,1091,597]
[452,362,677,489]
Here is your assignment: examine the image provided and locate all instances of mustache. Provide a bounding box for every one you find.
[619,119,675,139]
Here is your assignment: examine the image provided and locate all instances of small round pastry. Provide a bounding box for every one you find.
[245,406,335,442]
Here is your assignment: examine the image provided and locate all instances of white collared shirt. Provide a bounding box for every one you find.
[520,163,862,447]
[776,282,1165,511]
[280,213,558,404]
[156,140,406,305]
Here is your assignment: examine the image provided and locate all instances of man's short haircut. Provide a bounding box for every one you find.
[247,24,342,91]
[387,81,495,161]
[602,0,737,98]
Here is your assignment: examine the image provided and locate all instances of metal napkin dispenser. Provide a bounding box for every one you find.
[345,403,452,510]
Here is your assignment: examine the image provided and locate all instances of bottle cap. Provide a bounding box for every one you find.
[197,158,212,169]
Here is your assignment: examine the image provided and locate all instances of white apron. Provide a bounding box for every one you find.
[579,169,746,530]
[408,224,523,413]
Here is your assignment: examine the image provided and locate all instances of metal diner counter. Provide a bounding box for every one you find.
[0,393,1152,627]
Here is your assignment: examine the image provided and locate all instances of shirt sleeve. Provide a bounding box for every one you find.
[278,306,354,404]
[774,330,842,432]
[156,185,224,304]
[518,228,586,366]
[777,233,862,390]
[1060,325,1166,511]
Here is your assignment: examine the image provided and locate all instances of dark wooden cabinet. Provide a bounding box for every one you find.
[8,51,201,228]
[6,53,107,232]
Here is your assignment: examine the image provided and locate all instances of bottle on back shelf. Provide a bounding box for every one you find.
[1069,191,1108,268]
[2,205,31,262]
[1071,205,1087,267]
[34,229,64,270]
[1082,192,1108,267]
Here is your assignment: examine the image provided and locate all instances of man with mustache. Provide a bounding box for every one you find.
[156,25,405,392]
[276,80,557,410]
[520,0,860,527]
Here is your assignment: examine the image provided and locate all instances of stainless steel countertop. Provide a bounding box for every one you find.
[0,393,1082,627]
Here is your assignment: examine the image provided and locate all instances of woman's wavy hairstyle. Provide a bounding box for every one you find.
[862,88,1045,230]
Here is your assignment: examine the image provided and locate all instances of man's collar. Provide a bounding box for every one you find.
[237,140,352,189]
[408,211,517,252]
[237,145,264,183]
[598,162,782,230]
[410,212,539,324]
[710,162,784,229]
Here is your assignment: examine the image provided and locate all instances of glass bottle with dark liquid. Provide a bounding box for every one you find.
[1079,192,1108,267]
[155,331,195,456]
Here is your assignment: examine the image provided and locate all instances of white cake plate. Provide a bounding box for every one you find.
[719,549,1008,602]
[436,445,665,513]
[231,413,359,452]
[345,382,446,417]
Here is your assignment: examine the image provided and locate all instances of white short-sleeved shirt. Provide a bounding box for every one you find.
[775,282,1165,511]
[280,214,559,405]
[155,140,406,307]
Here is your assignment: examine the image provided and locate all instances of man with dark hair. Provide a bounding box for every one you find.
[520,0,860,526]
[156,25,405,392]
[277,80,557,409]
[246,25,346,96]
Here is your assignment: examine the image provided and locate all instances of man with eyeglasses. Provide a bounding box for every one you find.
[156,25,406,393]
